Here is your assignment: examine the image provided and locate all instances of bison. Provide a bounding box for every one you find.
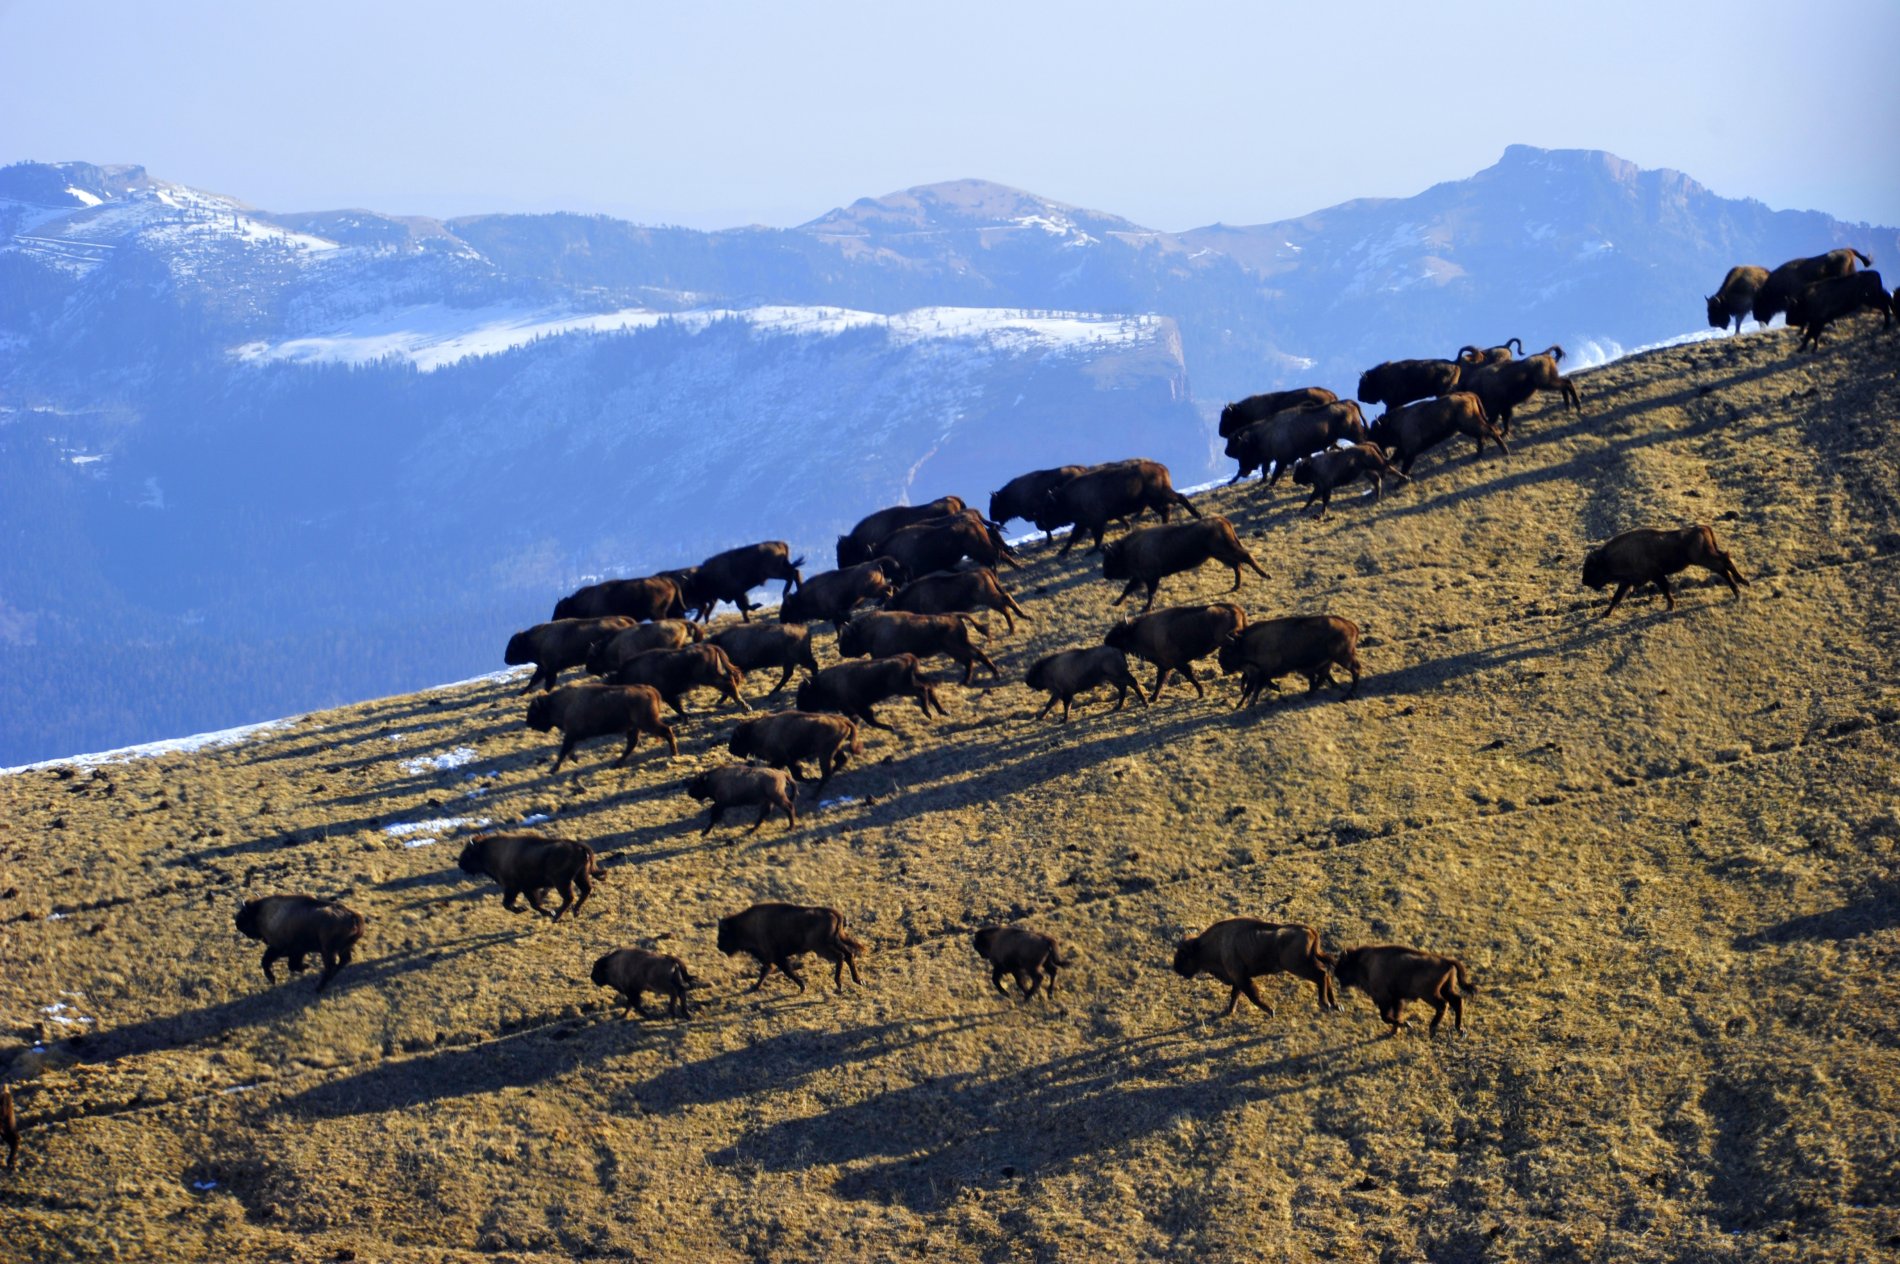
[1103,602,1247,702]
[1023,645,1147,722]
[591,948,697,1020]
[1456,346,1579,435]
[1102,516,1268,613]
[1789,270,1893,351]
[1752,248,1871,326]
[525,684,679,772]
[838,610,997,685]
[1217,387,1339,439]
[837,497,966,567]
[796,653,948,730]
[552,576,685,623]
[885,566,1030,632]
[1356,357,1465,409]
[716,902,867,993]
[1707,265,1769,334]
[780,557,905,626]
[1224,401,1370,485]
[972,926,1071,1001]
[1172,918,1338,1018]
[607,644,750,715]
[1216,616,1363,706]
[505,616,638,693]
[584,619,703,677]
[1333,944,1475,1036]
[1581,524,1748,618]
[1290,444,1409,517]
[456,832,602,921]
[727,711,862,795]
[710,622,821,694]
[989,465,1087,530]
[1368,392,1506,473]
[685,541,804,622]
[685,764,799,835]
[234,895,364,993]
[1036,459,1200,555]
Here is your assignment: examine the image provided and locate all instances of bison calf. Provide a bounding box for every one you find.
[1332,944,1475,1036]
[686,764,799,835]
[1103,516,1268,613]
[234,895,365,993]
[717,902,867,993]
[1582,524,1748,618]
[1217,616,1363,706]
[1172,918,1338,1018]
[1023,645,1147,722]
[727,711,862,795]
[1290,444,1409,518]
[592,948,697,1020]
[972,925,1070,1000]
[526,684,679,772]
[1790,269,1893,351]
[457,833,602,920]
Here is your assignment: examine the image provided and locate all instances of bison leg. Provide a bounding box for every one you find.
[1016,969,1040,1001]
[856,705,897,733]
[748,961,776,992]
[501,886,524,913]
[1601,582,1632,618]
[551,738,576,773]
[1340,652,1362,700]
[1043,963,1059,998]
[521,667,547,695]
[628,990,654,1019]
[524,886,552,915]
[1711,553,1748,595]
[571,869,593,917]
[1175,492,1201,520]
[1060,696,1074,722]
[838,944,863,987]
[671,982,691,1019]
[1150,665,1171,703]
[260,947,284,983]
[316,949,347,992]
[1654,575,1677,611]
[614,731,640,766]
[702,804,724,836]
[779,958,808,992]
[748,803,770,835]
[1111,577,1142,607]
[1427,996,1449,1035]
[782,796,797,831]
[657,722,679,757]
[771,665,795,694]
[1033,693,1057,721]
[991,964,1010,995]
[1139,582,1160,613]
[549,881,576,922]
[973,645,1000,681]
[1447,989,1464,1032]
[1184,663,1206,699]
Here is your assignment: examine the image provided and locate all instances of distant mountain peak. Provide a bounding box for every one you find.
[802,178,1150,239]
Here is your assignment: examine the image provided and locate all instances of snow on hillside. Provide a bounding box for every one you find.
[233,304,1168,372]
[3,180,338,276]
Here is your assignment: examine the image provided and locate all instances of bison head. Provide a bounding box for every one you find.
[1217,401,1241,437]
[1216,638,1245,675]
[1704,295,1728,328]
[525,695,556,732]
[1290,458,1315,487]
[456,837,493,876]
[1580,548,1613,591]
[727,722,756,759]
[1101,540,1129,580]
[836,619,867,658]
[503,631,534,666]
[836,536,871,568]
[1102,619,1136,652]
[715,916,740,956]
[1355,368,1383,405]
[551,596,577,621]
[1171,937,1203,979]
[684,773,712,802]
[1330,948,1368,990]
[234,899,264,941]
[972,926,1001,958]
[590,952,616,987]
[793,679,824,712]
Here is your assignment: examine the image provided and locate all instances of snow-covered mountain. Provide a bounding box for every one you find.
[0,148,1892,763]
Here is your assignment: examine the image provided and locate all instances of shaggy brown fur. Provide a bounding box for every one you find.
[505,616,638,693]
[1582,524,1748,618]
[726,711,862,795]
[1217,387,1339,439]
[1789,270,1893,351]
[972,926,1071,1000]
[1707,265,1769,334]
[552,576,685,623]
[525,684,679,772]
[838,610,998,685]
[1023,645,1148,722]
[795,654,948,731]
[1102,516,1268,613]
[990,465,1088,529]
[592,948,697,1019]
[1368,392,1506,473]
[681,541,804,622]
[1172,918,1338,1017]
[1356,357,1464,409]
[716,903,867,993]
[584,620,703,676]
[607,644,750,715]
[686,765,799,835]
[1752,248,1871,326]
[780,558,905,625]
[710,622,821,694]
[1216,615,1364,705]
[877,514,1020,576]
[1290,443,1409,518]
[886,567,1030,632]
[456,833,602,920]
[234,895,365,993]
[1333,944,1476,1036]
[1103,602,1247,702]
[837,497,966,566]
[1223,401,1370,485]
[1036,459,1200,556]
[1457,347,1580,435]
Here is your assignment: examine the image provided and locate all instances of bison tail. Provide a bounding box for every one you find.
[1049,949,1074,969]
[836,929,869,958]
[1453,960,1477,995]
[1542,344,1566,364]
[1852,248,1873,267]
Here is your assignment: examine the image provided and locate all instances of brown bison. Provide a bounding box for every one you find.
[1224,401,1371,485]
[878,512,1020,576]
[838,610,998,685]
[1789,270,1893,350]
[990,465,1087,529]
[1023,645,1147,722]
[836,496,967,566]
[886,566,1030,632]
[234,895,365,993]
[1036,459,1200,555]
[1752,248,1871,326]
[456,833,602,921]
[592,948,697,1020]
[710,622,821,694]
[525,684,678,772]
[1172,918,1338,1018]
[607,644,750,715]
[1103,516,1268,613]
[583,619,703,677]
[1368,392,1506,473]
[1217,386,1339,439]
[727,711,862,795]
[552,575,685,623]
[1456,346,1580,435]
[1333,944,1475,1036]
[1356,357,1465,409]
[1582,524,1748,618]
[972,926,1071,1000]
[505,616,638,693]
[717,902,867,993]
[796,653,948,730]
[683,541,804,622]
[685,764,799,835]
[1217,616,1363,706]
[1103,602,1247,702]
[780,557,905,625]
[1455,338,1522,368]
[1706,265,1769,334]
[1290,443,1409,517]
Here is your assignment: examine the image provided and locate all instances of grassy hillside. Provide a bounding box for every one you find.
[2,319,1897,1262]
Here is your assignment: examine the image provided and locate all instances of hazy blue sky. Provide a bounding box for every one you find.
[2,0,1895,230]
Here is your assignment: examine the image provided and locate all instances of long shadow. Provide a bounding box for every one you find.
[1733,881,1900,948]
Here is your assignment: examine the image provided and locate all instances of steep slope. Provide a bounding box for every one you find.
[2,315,1896,1261]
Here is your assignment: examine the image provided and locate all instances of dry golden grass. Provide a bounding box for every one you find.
[3,320,1898,1263]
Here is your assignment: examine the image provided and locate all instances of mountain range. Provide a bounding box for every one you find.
[1,145,1894,763]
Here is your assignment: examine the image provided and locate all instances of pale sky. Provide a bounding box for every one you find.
[2,0,1895,231]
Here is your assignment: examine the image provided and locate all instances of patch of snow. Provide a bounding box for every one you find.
[398,746,478,775]
[64,186,103,208]
[192,1181,218,1191]
[41,1000,94,1027]
[817,796,860,809]
[518,812,552,826]
[1568,326,1732,371]
[384,816,491,848]
[1,716,298,776]
[67,452,105,465]
[219,1084,259,1095]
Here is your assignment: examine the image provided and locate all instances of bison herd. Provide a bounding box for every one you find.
[217,241,1887,1123]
